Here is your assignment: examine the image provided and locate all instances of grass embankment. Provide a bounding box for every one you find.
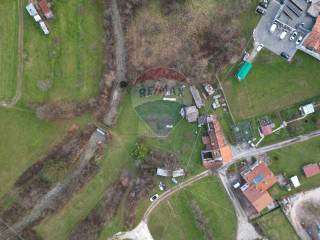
[223,50,320,121]
[268,137,320,198]
[0,0,18,101]
[255,209,299,240]
[149,177,237,240]
[0,107,91,198]
[23,0,104,103]
[35,91,205,239]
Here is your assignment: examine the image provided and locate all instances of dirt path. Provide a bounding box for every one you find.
[1,131,106,239]
[103,0,127,126]
[0,0,24,108]
[287,187,320,240]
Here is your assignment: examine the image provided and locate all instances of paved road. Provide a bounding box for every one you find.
[111,129,320,240]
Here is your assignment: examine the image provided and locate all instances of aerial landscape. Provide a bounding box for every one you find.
[0,0,320,240]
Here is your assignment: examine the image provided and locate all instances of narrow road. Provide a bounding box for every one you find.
[0,0,24,108]
[111,129,320,239]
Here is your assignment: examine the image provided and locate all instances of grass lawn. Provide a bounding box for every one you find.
[255,209,299,240]
[149,177,237,240]
[135,100,182,136]
[0,107,91,197]
[268,137,320,198]
[0,0,18,101]
[23,0,104,103]
[223,50,320,121]
[35,90,205,239]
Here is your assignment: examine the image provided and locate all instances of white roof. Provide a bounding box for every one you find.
[156,168,170,177]
[39,21,49,35]
[290,176,301,188]
[26,3,38,16]
[301,104,315,115]
[172,169,185,178]
[34,14,42,22]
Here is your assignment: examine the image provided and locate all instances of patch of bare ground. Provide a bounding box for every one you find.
[191,200,214,240]
[126,0,251,84]
[70,172,131,240]
[126,151,180,228]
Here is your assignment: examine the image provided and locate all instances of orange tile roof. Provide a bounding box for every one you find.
[220,145,232,164]
[303,163,320,178]
[243,162,277,191]
[243,185,274,212]
[303,16,320,53]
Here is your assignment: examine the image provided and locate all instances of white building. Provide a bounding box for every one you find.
[26,3,38,16]
[300,103,315,116]
[39,21,50,35]
[290,176,301,188]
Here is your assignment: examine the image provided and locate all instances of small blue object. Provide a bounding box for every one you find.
[253,175,264,184]
[26,3,38,16]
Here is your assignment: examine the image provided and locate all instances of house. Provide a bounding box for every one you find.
[290,176,301,188]
[260,123,273,136]
[242,185,274,212]
[26,3,38,16]
[240,161,277,212]
[34,14,42,22]
[303,163,320,178]
[201,115,232,169]
[182,106,199,123]
[39,0,54,19]
[303,16,320,54]
[299,103,315,116]
[190,86,204,108]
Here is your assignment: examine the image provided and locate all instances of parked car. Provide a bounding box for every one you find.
[171,177,178,184]
[256,6,266,15]
[296,35,303,45]
[269,23,277,33]
[279,31,287,40]
[256,44,264,52]
[289,31,298,41]
[150,194,159,202]
[280,52,290,60]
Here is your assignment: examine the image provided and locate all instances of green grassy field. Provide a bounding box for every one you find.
[0,0,18,101]
[35,91,205,239]
[223,50,320,120]
[0,107,91,198]
[268,137,320,198]
[149,177,237,240]
[23,0,104,103]
[255,209,299,240]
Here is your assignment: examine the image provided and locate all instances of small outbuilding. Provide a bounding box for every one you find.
[290,176,301,188]
[300,103,315,116]
[39,0,54,19]
[182,106,199,123]
[236,61,252,81]
[303,163,320,178]
[26,3,38,16]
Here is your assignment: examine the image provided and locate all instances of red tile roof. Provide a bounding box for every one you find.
[243,185,274,212]
[303,16,320,54]
[260,124,273,136]
[39,0,50,14]
[243,162,277,191]
[303,164,320,178]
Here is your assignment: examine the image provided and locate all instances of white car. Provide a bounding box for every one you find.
[269,23,277,33]
[256,44,264,52]
[296,35,303,45]
[289,31,298,41]
[279,31,287,40]
[150,194,159,202]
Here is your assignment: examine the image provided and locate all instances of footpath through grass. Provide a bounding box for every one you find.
[268,137,320,198]
[23,0,104,103]
[254,209,299,240]
[149,177,237,240]
[0,0,18,101]
[35,91,205,239]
